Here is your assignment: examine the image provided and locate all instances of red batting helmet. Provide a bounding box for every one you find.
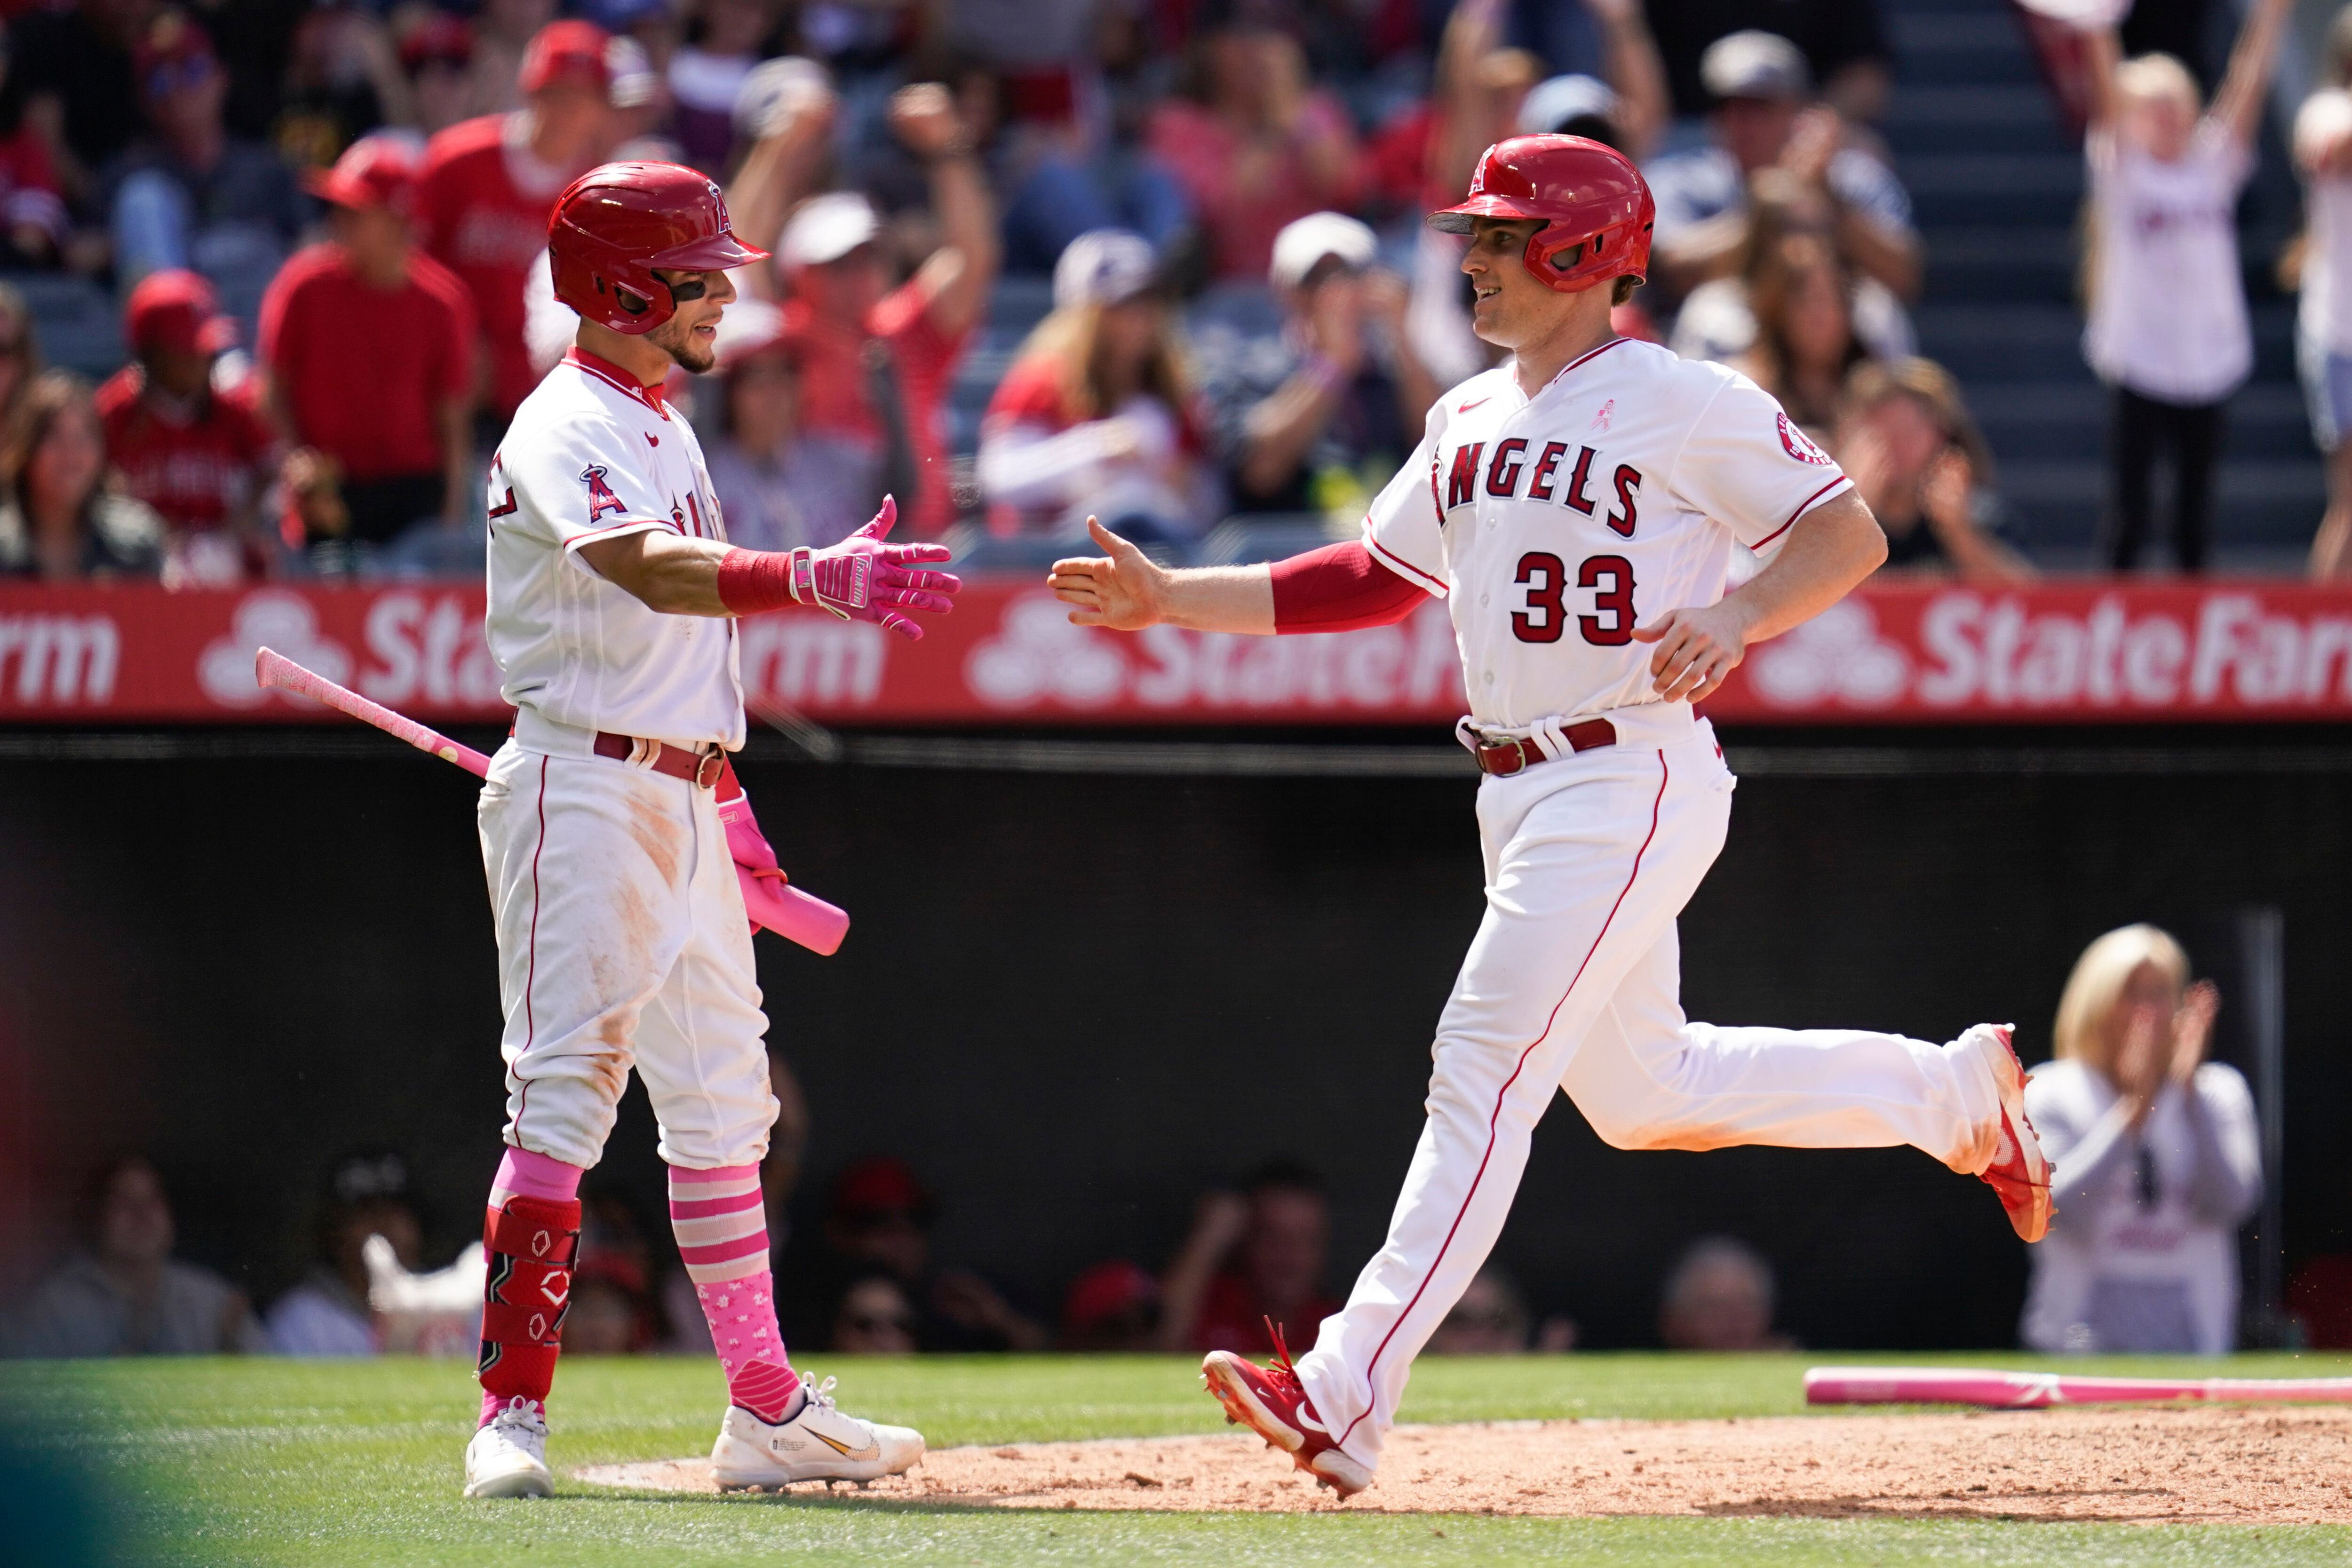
[1428,135,1654,294]
[548,161,769,334]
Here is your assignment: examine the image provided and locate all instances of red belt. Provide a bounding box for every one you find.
[591,730,725,788]
[1470,718,1616,777]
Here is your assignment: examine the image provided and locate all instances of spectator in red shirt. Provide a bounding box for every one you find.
[0,30,68,269]
[414,19,641,425]
[1144,0,1367,284]
[1157,1161,1339,1358]
[259,136,477,563]
[401,14,480,138]
[94,269,279,586]
[978,229,1216,541]
[727,80,1000,536]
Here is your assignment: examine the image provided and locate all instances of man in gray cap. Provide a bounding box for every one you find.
[1643,30,1917,301]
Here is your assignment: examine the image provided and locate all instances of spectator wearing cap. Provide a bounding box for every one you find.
[1144,0,1368,284]
[0,370,165,581]
[105,11,306,341]
[415,18,637,426]
[259,135,477,564]
[1643,31,1917,305]
[1643,0,1895,126]
[1198,211,1439,519]
[0,30,68,268]
[3,1154,261,1357]
[978,230,1218,541]
[1059,1261,1162,1352]
[725,81,999,535]
[94,269,280,586]
[402,15,481,139]
[697,302,874,553]
[263,1153,425,1357]
[790,1157,1048,1353]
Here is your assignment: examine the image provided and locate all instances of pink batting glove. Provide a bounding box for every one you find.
[784,495,961,640]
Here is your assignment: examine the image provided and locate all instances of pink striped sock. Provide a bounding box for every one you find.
[668,1162,799,1423]
[477,1148,585,1428]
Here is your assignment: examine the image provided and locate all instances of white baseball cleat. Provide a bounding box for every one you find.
[709,1376,925,1491]
[463,1398,553,1499]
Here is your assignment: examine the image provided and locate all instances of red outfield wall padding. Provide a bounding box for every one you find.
[3,579,2352,726]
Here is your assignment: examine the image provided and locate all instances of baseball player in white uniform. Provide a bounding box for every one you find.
[1049,135,2053,1497]
[461,161,958,1500]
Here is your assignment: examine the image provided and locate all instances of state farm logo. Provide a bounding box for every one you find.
[1778,411,1835,467]
[964,592,1466,713]
[1736,590,2352,715]
[200,592,352,707]
[1748,600,1908,708]
[966,594,1126,708]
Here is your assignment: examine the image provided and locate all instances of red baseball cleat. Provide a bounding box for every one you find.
[1200,1320,1373,1498]
[1969,1023,2053,1243]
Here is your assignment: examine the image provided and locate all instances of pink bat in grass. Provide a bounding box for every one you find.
[1804,1366,2352,1409]
[254,647,849,956]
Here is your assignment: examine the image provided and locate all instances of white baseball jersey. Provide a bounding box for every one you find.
[1361,337,1853,731]
[485,347,745,749]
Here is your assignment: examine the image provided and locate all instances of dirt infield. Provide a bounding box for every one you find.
[578,1406,2352,1523]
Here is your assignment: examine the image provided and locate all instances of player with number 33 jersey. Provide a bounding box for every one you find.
[1049,135,2055,1500]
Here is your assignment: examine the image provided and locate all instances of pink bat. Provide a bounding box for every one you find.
[1804,1366,2352,1409]
[254,647,848,956]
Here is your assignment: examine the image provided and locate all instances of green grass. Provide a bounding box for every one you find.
[5,1353,2349,1566]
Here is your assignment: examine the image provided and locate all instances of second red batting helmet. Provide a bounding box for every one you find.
[1428,135,1654,294]
[548,161,769,334]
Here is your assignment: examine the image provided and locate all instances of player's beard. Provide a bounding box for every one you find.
[651,313,718,375]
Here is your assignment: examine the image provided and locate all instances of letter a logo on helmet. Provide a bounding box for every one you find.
[1428,135,1655,295]
[549,160,770,334]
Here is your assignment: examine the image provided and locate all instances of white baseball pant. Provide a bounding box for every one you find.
[1292,715,2002,1468]
[477,729,778,1172]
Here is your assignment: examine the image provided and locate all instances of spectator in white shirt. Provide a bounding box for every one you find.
[2292,5,2352,580]
[2078,0,2290,572]
[265,1153,424,1357]
[2020,925,2262,1356]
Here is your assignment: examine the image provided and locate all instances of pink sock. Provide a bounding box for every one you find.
[478,1147,585,1428]
[668,1162,799,1422]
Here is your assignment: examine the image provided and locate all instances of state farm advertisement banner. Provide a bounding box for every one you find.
[2,579,2351,726]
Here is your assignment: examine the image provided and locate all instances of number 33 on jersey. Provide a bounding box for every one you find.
[1361,337,1853,729]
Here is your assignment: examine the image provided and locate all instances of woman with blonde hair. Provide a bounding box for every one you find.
[977,230,1218,541]
[2018,924,2261,1354]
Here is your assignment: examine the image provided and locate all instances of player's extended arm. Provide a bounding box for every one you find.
[1047,517,1429,634]
[1631,490,1889,703]
[578,496,961,637]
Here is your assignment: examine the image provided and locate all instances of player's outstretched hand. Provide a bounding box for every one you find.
[1047,517,1166,629]
[1632,601,1753,704]
[806,495,962,640]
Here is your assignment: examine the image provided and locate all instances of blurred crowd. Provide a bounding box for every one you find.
[20,0,2352,589]
[14,913,2344,1360]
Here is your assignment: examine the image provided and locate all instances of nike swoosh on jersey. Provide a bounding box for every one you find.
[1457,396,1490,412]
[645,432,660,446]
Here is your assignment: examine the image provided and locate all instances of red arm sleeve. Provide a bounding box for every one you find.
[1268,540,1430,634]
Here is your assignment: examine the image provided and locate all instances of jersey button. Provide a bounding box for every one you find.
[1483,671,1495,685]
[1480,594,1491,607]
